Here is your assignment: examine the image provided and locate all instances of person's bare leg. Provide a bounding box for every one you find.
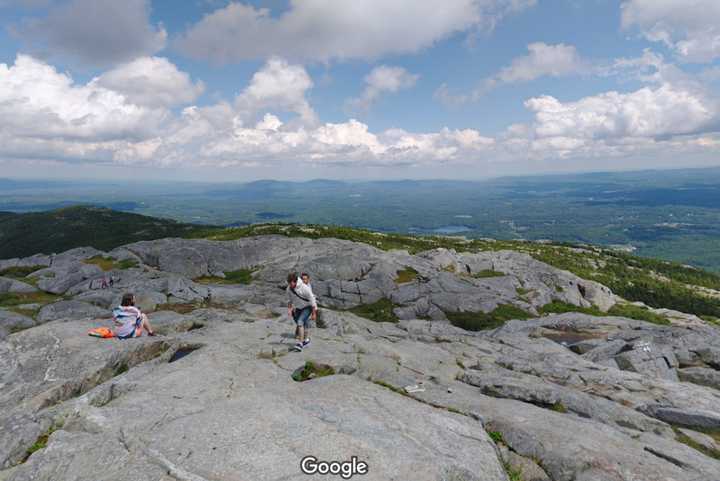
[297,326,304,345]
[141,314,154,335]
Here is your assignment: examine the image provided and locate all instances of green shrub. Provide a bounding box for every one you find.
[349,298,399,323]
[446,304,530,331]
[292,361,335,382]
[539,301,602,316]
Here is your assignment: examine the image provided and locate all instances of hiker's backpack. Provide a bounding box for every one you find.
[88,327,115,338]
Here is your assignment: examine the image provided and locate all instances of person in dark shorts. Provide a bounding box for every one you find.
[286,272,317,351]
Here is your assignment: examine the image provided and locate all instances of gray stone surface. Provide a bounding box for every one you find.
[679,367,720,390]
[1,235,720,481]
[37,301,108,323]
[0,310,35,338]
[0,277,37,294]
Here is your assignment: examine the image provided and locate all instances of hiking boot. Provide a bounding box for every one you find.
[302,338,311,347]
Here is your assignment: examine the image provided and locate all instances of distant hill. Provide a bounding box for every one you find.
[0,206,214,259]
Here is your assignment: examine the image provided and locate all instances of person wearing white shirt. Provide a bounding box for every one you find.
[287,272,317,351]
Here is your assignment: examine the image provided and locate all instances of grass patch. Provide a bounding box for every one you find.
[0,265,44,279]
[371,379,408,396]
[0,291,59,308]
[292,361,335,382]
[551,401,568,413]
[673,428,720,460]
[473,269,506,279]
[539,301,603,316]
[442,264,456,273]
[446,304,531,331]
[487,431,504,444]
[607,303,670,325]
[395,266,418,284]
[83,256,117,271]
[538,300,670,325]
[22,423,62,463]
[349,298,399,323]
[194,268,256,285]
[117,259,138,269]
[503,462,523,481]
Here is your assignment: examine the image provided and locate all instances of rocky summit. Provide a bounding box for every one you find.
[1,233,720,481]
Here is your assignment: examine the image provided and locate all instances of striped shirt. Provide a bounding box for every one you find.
[113,305,142,338]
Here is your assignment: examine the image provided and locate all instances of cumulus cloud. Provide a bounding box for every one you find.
[348,65,419,112]
[93,57,204,108]
[176,0,536,63]
[621,0,720,63]
[436,43,588,105]
[0,55,166,142]
[17,0,166,65]
[235,57,317,126]
[1,54,719,171]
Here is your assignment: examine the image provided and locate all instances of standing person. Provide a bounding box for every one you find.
[113,293,155,339]
[287,272,317,351]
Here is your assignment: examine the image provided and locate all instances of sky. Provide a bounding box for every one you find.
[1,0,719,181]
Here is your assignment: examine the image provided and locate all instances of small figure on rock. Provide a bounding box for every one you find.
[101,277,108,289]
[287,272,317,351]
[113,293,156,339]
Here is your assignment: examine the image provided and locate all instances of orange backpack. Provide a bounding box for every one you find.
[88,327,115,338]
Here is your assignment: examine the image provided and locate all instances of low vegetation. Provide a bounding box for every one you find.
[0,265,44,279]
[472,269,506,279]
[0,291,59,308]
[446,304,530,331]
[349,298,399,323]
[395,266,418,284]
[83,256,139,271]
[291,361,335,382]
[673,428,720,460]
[194,268,257,285]
[539,300,670,325]
[22,423,62,463]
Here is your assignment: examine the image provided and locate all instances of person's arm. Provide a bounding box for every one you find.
[287,287,294,317]
[302,284,318,319]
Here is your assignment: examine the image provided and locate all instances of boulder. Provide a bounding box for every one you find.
[37,301,108,323]
[678,367,720,390]
[614,341,679,381]
[0,277,37,294]
[0,309,35,336]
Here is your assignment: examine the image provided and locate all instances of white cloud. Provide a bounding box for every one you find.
[1,54,719,172]
[494,42,587,84]
[436,42,588,105]
[18,0,166,65]
[234,57,317,126]
[348,65,419,112]
[621,0,720,63]
[176,0,536,63]
[0,55,165,142]
[93,57,204,108]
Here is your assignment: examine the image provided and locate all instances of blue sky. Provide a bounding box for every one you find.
[0,0,719,181]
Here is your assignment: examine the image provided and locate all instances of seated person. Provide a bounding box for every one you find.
[113,293,155,339]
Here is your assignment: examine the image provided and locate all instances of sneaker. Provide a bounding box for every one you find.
[294,342,303,351]
[302,338,311,347]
